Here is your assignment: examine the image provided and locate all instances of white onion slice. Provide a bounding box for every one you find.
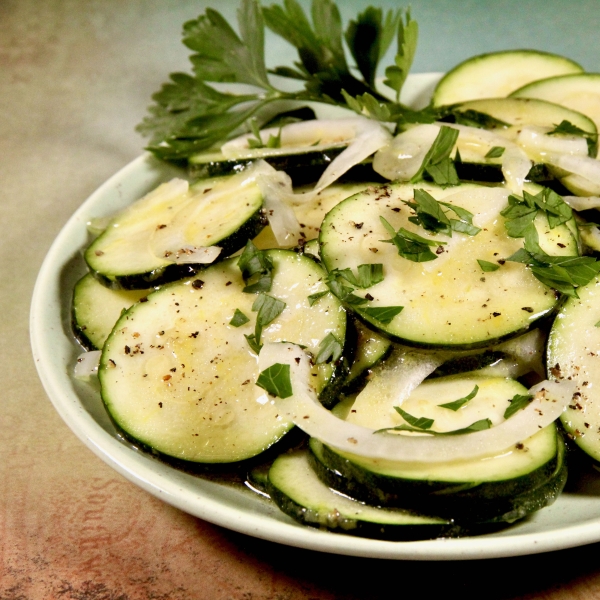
[251,161,302,246]
[563,195,600,211]
[501,145,533,195]
[548,154,600,187]
[517,125,589,162]
[258,343,574,463]
[372,124,441,181]
[221,118,360,159]
[74,350,102,379]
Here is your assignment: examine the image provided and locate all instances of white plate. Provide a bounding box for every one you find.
[30,74,600,560]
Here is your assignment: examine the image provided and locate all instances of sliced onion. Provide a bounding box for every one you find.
[563,195,600,211]
[501,145,533,195]
[548,154,600,187]
[86,216,113,235]
[517,125,588,162]
[251,161,302,246]
[257,342,575,463]
[372,124,440,181]
[221,119,360,159]
[74,350,102,379]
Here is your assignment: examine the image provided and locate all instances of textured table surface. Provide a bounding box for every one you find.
[4,0,600,597]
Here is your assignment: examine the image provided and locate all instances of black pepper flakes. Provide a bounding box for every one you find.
[192,279,204,289]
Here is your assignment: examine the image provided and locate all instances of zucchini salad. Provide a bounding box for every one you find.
[72,0,600,540]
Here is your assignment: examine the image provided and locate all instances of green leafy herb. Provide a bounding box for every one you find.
[382,9,418,101]
[439,385,479,411]
[361,305,403,324]
[380,216,445,262]
[335,263,384,288]
[502,188,573,237]
[507,225,600,297]
[315,332,343,364]
[247,117,281,148]
[394,406,434,430]
[477,259,500,272]
[238,240,274,293]
[404,190,480,238]
[138,0,424,161]
[485,146,505,159]
[256,363,293,398]
[596,320,600,327]
[504,393,534,419]
[307,290,329,306]
[411,126,459,185]
[378,406,492,435]
[230,308,250,326]
[252,293,286,340]
[549,119,593,138]
[244,293,286,353]
[244,333,263,354]
[326,271,369,305]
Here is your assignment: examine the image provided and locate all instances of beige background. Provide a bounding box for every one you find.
[5,0,600,597]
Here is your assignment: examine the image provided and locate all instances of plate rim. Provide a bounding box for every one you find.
[29,73,600,561]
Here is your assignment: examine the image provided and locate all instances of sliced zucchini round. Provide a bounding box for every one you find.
[267,449,467,540]
[319,182,561,348]
[310,374,566,522]
[85,175,266,289]
[99,250,347,463]
[432,50,583,107]
[547,275,600,462]
[511,73,600,140]
[72,273,152,350]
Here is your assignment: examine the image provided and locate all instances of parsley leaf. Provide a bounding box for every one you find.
[335,263,384,288]
[485,146,505,159]
[504,393,534,419]
[378,406,492,435]
[410,126,459,185]
[394,406,434,430]
[138,0,427,162]
[477,259,500,272]
[307,290,329,306]
[439,385,479,411]
[256,363,293,398]
[252,293,286,340]
[360,305,403,324]
[238,240,275,293]
[315,332,343,364]
[506,225,600,297]
[230,309,250,327]
[380,216,445,262]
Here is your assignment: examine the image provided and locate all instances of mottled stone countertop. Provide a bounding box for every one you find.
[5,1,600,598]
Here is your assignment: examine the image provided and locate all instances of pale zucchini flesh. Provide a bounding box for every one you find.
[99,251,346,463]
[432,50,583,107]
[319,182,560,348]
[547,276,600,462]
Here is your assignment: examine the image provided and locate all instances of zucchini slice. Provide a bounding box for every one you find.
[85,174,266,289]
[547,276,600,462]
[72,273,152,350]
[99,250,347,463]
[319,182,563,348]
[511,73,600,140]
[432,50,583,107]
[267,449,465,540]
[310,373,566,522]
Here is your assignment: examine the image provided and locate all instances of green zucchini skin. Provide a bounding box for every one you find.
[319,182,562,350]
[99,251,348,464]
[427,350,507,379]
[188,147,346,185]
[309,431,567,523]
[266,450,489,540]
[71,273,153,350]
[87,207,267,291]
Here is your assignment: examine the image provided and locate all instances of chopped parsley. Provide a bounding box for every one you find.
[256,363,293,398]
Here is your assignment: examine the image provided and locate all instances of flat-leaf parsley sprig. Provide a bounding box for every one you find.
[137,0,419,161]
